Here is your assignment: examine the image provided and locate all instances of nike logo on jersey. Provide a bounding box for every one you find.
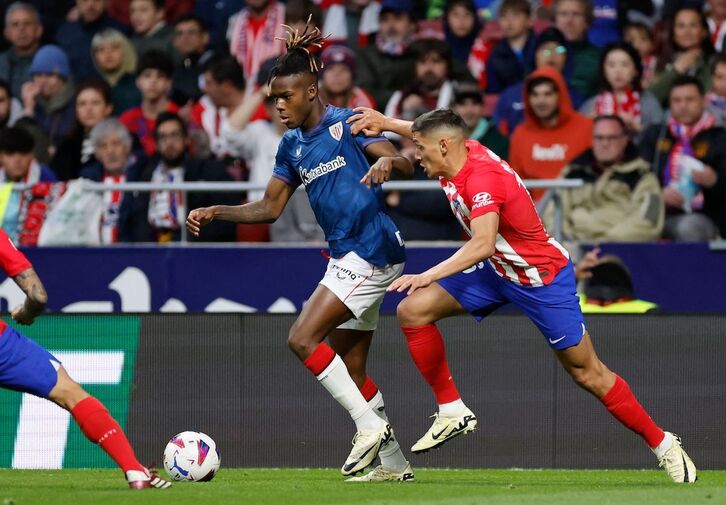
[548,335,566,345]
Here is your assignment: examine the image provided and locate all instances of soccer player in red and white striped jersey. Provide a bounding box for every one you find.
[348,107,697,484]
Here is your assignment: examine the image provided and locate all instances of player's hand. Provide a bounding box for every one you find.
[361,157,394,188]
[387,273,433,295]
[347,107,387,136]
[11,305,35,325]
[186,207,215,237]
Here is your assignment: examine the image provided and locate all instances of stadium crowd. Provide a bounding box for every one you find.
[0,0,724,245]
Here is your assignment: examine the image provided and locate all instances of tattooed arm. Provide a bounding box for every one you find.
[11,267,48,325]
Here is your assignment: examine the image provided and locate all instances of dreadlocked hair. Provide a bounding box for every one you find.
[268,16,328,85]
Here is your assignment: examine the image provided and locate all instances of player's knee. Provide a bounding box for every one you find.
[287,326,314,358]
[49,378,88,410]
[567,365,607,393]
[396,297,429,326]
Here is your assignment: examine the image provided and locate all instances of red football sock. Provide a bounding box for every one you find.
[600,375,665,448]
[71,396,144,473]
[359,376,379,402]
[402,324,461,404]
[303,342,336,376]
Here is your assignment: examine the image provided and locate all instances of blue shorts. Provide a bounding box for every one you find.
[438,261,586,350]
[0,326,60,398]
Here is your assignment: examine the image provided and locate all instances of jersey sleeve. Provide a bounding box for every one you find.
[0,229,31,277]
[466,168,507,220]
[271,136,302,188]
[340,109,387,151]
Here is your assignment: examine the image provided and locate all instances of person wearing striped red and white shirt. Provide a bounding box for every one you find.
[347,106,698,484]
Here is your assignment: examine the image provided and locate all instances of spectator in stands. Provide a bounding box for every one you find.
[171,14,210,107]
[639,76,726,241]
[51,81,113,181]
[575,250,658,313]
[649,7,714,106]
[385,38,455,117]
[21,44,75,156]
[580,42,663,138]
[706,0,726,52]
[0,126,56,241]
[356,0,417,110]
[452,82,508,159]
[707,53,726,123]
[120,112,238,242]
[119,50,178,157]
[319,45,376,110]
[285,0,323,36]
[80,118,145,243]
[322,0,380,51]
[106,0,194,26]
[55,0,128,82]
[623,21,657,89]
[384,105,461,240]
[494,27,582,136]
[509,67,593,200]
[485,0,536,93]
[587,0,653,50]
[545,115,663,242]
[444,0,482,69]
[129,0,175,60]
[227,0,286,85]
[0,80,23,128]
[0,2,43,97]
[192,55,246,161]
[91,29,141,114]
[554,0,600,98]
[192,0,238,53]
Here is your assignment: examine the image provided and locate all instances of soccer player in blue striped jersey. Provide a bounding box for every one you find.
[187,23,415,481]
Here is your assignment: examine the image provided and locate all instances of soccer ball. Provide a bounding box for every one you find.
[163,431,221,482]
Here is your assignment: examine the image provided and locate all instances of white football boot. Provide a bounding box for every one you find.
[411,407,477,454]
[658,433,697,483]
[345,461,415,482]
[341,423,393,476]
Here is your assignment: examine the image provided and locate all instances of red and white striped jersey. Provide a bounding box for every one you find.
[440,140,569,286]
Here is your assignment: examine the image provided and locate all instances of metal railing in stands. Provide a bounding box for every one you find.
[11,179,584,243]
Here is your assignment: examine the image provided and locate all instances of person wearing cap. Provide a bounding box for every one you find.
[319,45,376,111]
[452,82,508,159]
[20,44,76,156]
[494,27,583,136]
[356,0,417,110]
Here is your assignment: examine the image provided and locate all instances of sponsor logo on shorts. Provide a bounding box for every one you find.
[332,263,362,281]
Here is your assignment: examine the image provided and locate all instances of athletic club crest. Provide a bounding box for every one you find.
[329,121,343,141]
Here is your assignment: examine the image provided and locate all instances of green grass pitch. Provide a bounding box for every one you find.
[2,469,725,505]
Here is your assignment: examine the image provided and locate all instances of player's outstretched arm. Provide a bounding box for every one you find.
[347,107,414,139]
[186,178,296,236]
[388,213,499,295]
[11,267,48,325]
[361,140,413,188]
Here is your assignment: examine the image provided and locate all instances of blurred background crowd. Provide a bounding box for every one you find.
[0,0,724,245]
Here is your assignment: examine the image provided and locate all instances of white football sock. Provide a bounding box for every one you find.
[652,432,675,459]
[368,391,408,471]
[438,398,467,417]
[316,354,384,432]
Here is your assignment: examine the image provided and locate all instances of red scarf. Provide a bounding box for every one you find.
[594,89,641,122]
[229,3,286,81]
